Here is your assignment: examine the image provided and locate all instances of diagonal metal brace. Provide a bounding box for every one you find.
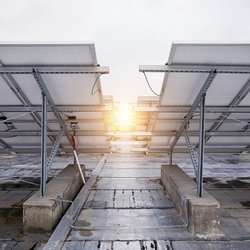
[184,127,198,179]
[205,77,250,143]
[32,68,72,146]
[46,129,64,180]
[170,70,217,153]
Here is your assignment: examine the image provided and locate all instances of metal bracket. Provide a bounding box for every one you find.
[184,127,198,178]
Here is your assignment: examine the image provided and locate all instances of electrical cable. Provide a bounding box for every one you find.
[207,111,250,126]
[0,176,39,186]
[0,110,40,124]
[142,71,162,97]
[91,73,104,95]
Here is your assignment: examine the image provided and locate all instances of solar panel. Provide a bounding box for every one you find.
[0,43,109,152]
[140,43,250,153]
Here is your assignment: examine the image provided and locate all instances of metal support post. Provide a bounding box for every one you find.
[169,149,173,166]
[41,92,47,196]
[197,93,206,198]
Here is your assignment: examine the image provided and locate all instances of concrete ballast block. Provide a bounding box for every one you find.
[161,164,221,236]
[23,164,85,233]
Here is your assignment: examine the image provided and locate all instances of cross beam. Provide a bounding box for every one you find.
[0,66,109,74]
[1,130,250,137]
[139,64,250,74]
[0,147,249,154]
[0,105,249,113]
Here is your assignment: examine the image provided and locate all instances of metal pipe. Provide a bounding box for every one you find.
[197,93,206,198]
[41,92,47,196]
[73,150,85,184]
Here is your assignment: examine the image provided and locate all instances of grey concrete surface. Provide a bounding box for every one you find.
[84,189,173,209]
[172,240,250,250]
[1,152,250,249]
[61,240,172,250]
[94,177,163,190]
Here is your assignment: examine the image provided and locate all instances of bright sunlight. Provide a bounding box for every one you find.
[113,103,135,132]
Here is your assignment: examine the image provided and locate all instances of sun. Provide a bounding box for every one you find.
[113,103,134,131]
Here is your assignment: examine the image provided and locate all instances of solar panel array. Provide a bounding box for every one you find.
[0,43,249,155]
[0,43,110,153]
[140,43,250,154]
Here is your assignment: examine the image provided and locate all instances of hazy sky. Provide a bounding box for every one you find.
[1,0,250,103]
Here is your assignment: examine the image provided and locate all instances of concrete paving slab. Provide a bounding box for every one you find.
[100,168,161,178]
[62,241,85,249]
[62,240,172,250]
[226,208,250,218]
[12,241,37,250]
[0,241,17,250]
[239,218,250,233]
[103,163,161,169]
[105,156,160,163]
[172,240,250,250]
[84,189,173,209]
[76,208,183,228]
[67,208,189,241]
[207,189,250,209]
[220,216,250,239]
[94,178,163,190]
[0,191,10,200]
[68,227,192,241]
[0,209,23,238]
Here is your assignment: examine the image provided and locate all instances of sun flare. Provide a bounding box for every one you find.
[113,104,134,131]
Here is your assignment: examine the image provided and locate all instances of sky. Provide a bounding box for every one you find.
[1,0,250,103]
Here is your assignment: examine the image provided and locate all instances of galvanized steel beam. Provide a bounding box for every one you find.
[0,118,108,124]
[139,64,250,74]
[41,93,47,196]
[135,106,250,113]
[1,130,250,137]
[1,104,250,113]
[0,146,249,154]
[0,105,112,112]
[0,66,109,74]
[150,147,250,154]
[197,94,206,198]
